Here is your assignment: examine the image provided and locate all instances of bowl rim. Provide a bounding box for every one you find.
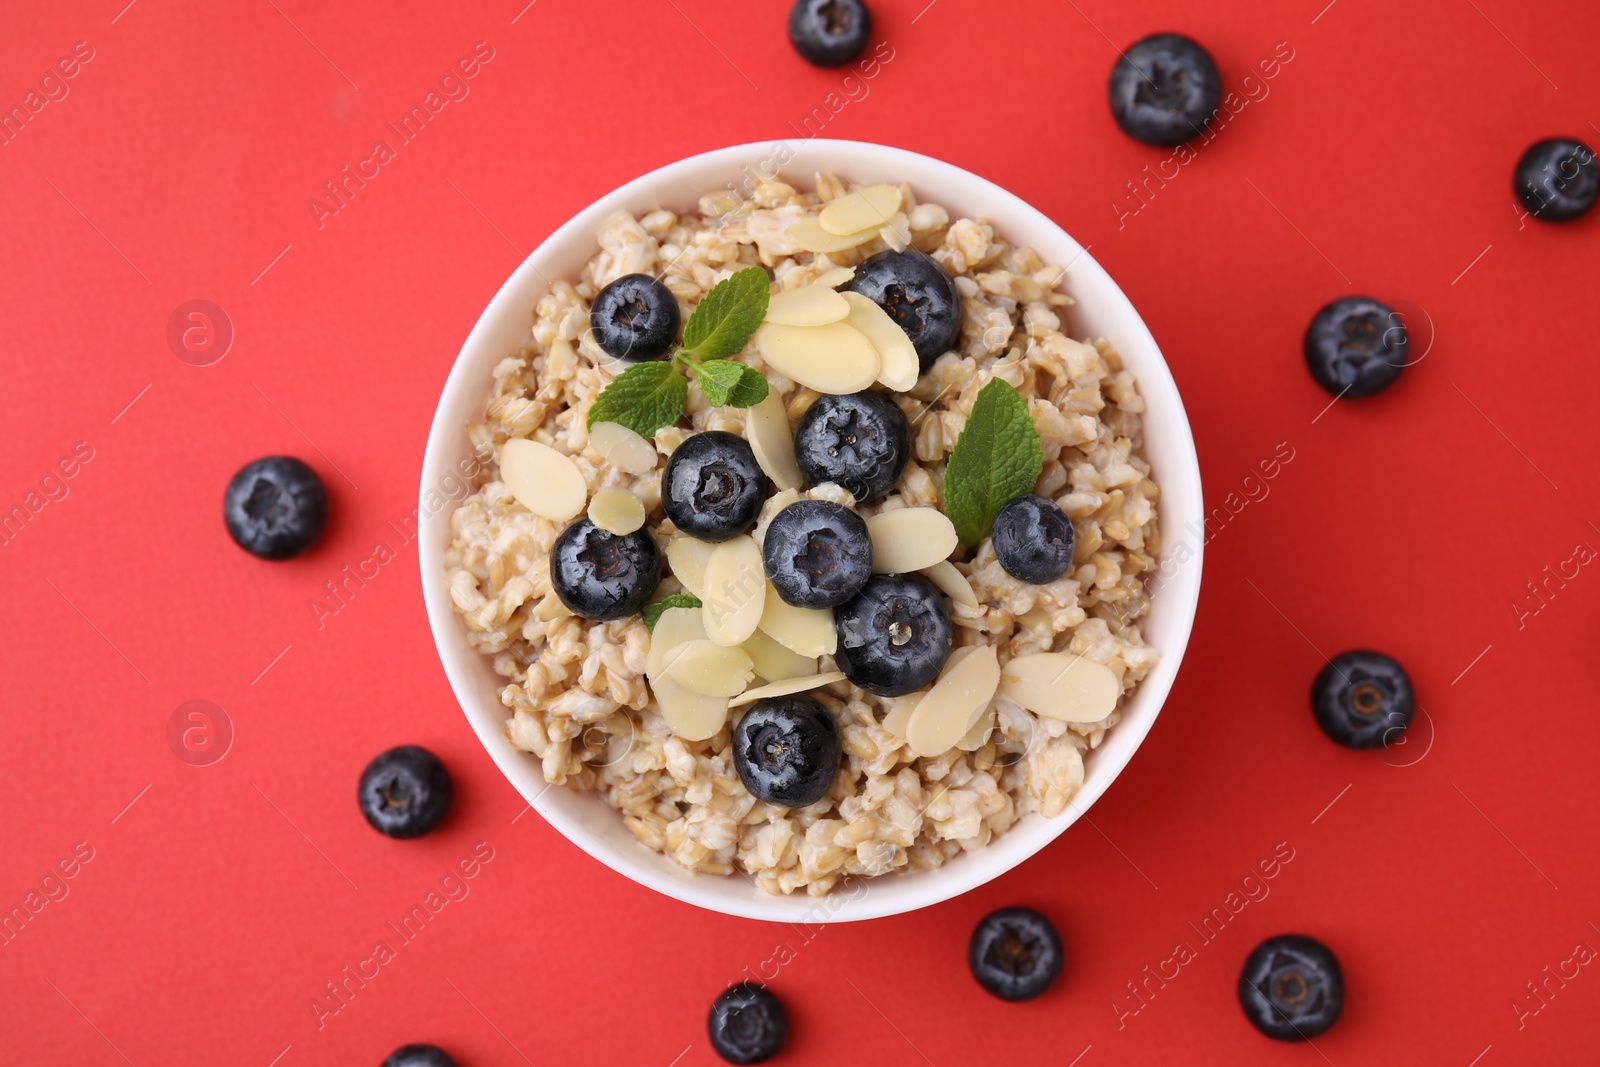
[419,138,1203,922]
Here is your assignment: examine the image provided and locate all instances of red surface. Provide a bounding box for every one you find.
[4,0,1598,1063]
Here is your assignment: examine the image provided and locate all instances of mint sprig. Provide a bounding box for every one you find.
[587,267,772,439]
[943,378,1044,546]
[642,594,703,632]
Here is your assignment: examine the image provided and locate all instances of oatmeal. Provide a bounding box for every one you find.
[444,174,1161,895]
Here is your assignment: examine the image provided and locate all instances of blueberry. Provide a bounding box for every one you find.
[787,0,872,69]
[793,391,910,504]
[841,249,962,371]
[381,1044,456,1067]
[707,982,788,1065]
[590,273,680,362]
[1303,296,1407,399]
[991,494,1075,584]
[358,746,453,839]
[1238,934,1344,1041]
[1311,649,1414,749]
[762,500,873,608]
[968,906,1064,1002]
[551,518,661,620]
[834,573,952,696]
[732,694,842,807]
[223,456,328,560]
[1107,33,1222,147]
[1514,138,1599,222]
[663,431,769,542]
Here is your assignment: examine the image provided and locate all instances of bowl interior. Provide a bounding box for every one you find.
[419,140,1203,922]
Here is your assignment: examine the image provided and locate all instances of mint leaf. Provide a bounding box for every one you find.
[943,378,1043,546]
[586,361,687,439]
[642,594,703,632]
[695,360,770,408]
[680,267,770,361]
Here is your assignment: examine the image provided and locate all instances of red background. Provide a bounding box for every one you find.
[4,0,1598,1063]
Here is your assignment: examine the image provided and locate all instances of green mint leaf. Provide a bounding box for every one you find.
[695,360,770,408]
[586,360,687,439]
[943,378,1044,546]
[642,594,703,632]
[680,267,770,362]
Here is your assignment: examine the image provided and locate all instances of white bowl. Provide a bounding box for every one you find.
[420,140,1203,923]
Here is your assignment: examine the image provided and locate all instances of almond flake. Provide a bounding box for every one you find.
[922,560,980,610]
[814,266,857,289]
[665,536,714,598]
[645,606,707,678]
[841,292,919,392]
[728,671,846,708]
[740,628,818,682]
[586,420,658,475]
[659,639,755,698]
[754,321,881,395]
[745,387,804,491]
[957,706,994,751]
[500,438,587,521]
[879,699,914,740]
[1000,652,1120,723]
[819,184,904,236]
[701,535,765,646]
[758,581,837,657]
[651,674,729,741]
[867,508,958,573]
[588,488,645,535]
[905,645,1000,757]
[786,216,881,254]
[765,285,851,327]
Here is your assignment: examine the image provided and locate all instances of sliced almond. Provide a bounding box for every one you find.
[728,671,846,708]
[586,420,658,475]
[755,321,880,395]
[758,582,837,657]
[665,536,715,598]
[786,216,880,254]
[765,285,851,327]
[841,291,919,392]
[1000,652,1121,724]
[879,699,914,740]
[701,535,765,647]
[651,674,729,741]
[740,628,818,682]
[905,645,1000,758]
[957,705,995,751]
[659,639,755,698]
[867,508,958,574]
[814,266,856,289]
[645,606,707,678]
[819,184,904,236]
[922,559,980,610]
[588,488,645,535]
[500,438,587,521]
[745,387,804,491]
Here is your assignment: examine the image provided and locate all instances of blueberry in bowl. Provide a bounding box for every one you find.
[793,390,910,504]
[732,694,842,807]
[551,518,661,620]
[663,431,769,542]
[381,1045,456,1067]
[1107,33,1222,147]
[840,249,962,371]
[590,273,680,362]
[1514,137,1598,222]
[969,906,1063,1001]
[991,494,1076,584]
[707,982,788,1064]
[1303,296,1407,399]
[833,573,952,696]
[1238,934,1344,1041]
[223,456,328,560]
[762,499,873,608]
[1310,649,1413,749]
[358,746,453,839]
[787,0,871,69]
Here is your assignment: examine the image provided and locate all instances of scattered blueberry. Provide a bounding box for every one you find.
[1514,137,1599,222]
[381,1045,457,1067]
[663,431,769,542]
[834,573,952,696]
[968,906,1064,1002]
[358,746,453,839]
[841,249,962,371]
[551,518,662,620]
[1310,649,1414,749]
[762,499,873,608]
[1303,296,1408,399]
[1107,33,1222,147]
[223,456,328,560]
[793,391,910,504]
[787,0,872,69]
[991,494,1076,584]
[708,982,788,1065]
[1238,934,1345,1041]
[590,273,681,362]
[732,694,842,807]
